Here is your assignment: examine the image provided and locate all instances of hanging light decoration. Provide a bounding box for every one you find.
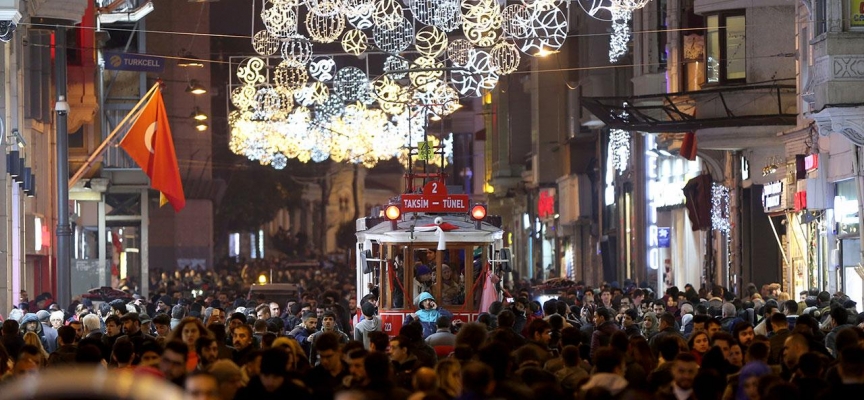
[308,57,336,82]
[711,183,731,232]
[609,129,631,174]
[228,0,606,168]
[305,2,346,43]
[252,30,281,56]
[580,0,654,63]
[608,7,631,63]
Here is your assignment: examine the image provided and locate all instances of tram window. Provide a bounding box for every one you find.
[385,253,408,309]
[470,245,488,309]
[440,262,465,306]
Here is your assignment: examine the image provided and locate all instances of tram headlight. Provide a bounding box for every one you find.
[385,204,401,220]
[470,204,487,220]
[385,204,400,230]
[470,204,487,229]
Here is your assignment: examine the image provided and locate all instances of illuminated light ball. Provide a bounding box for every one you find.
[447,39,473,66]
[309,57,337,82]
[305,2,346,43]
[273,60,309,92]
[236,57,267,85]
[383,55,409,79]
[341,29,368,56]
[280,35,314,65]
[490,41,521,75]
[252,30,281,56]
[414,26,448,58]
[372,0,403,30]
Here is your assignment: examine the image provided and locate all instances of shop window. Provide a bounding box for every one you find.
[705,13,746,84]
[835,179,859,236]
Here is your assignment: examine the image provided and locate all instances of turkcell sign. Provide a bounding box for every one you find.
[401,194,470,213]
[105,52,165,73]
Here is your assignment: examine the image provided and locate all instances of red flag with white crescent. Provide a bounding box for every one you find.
[119,89,186,212]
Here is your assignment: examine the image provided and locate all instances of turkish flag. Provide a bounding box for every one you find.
[119,89,186,212]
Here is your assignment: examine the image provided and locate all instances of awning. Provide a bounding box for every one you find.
[582,84,797,133]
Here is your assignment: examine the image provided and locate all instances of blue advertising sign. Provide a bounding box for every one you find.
[657,227,671,248]
[104,52,165,73]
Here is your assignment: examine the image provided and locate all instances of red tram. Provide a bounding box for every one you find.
[355,180,508,335]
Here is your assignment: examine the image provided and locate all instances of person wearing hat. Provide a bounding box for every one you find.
[354,301,381,350]
[155,296,173,314]
[36,310,58,353]
[119,312,155,363]
[414,263,435,298]
[139,313,153,336]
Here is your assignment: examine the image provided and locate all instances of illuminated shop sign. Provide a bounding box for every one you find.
[646,136,659,270]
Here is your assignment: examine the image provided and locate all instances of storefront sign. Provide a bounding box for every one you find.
[853,0,864,27]
[104,52,165,72]
[763,181,783,209]
[657,227,671,248]
[538,188,555,219]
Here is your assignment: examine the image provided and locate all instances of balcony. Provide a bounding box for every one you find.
[582,84,797,135]
[27,0,88,23]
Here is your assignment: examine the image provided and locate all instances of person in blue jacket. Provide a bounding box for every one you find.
[405,292,452,338]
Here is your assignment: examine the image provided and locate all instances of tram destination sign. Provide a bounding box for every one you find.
[401,194,470,213]
[400,180,470,213]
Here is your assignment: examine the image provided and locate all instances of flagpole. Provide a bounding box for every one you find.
[68,83,161,188]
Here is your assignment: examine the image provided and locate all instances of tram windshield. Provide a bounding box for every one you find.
[378,243,489,311]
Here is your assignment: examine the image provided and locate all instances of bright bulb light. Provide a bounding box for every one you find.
[385,205,401,220]
[258,274,267,284]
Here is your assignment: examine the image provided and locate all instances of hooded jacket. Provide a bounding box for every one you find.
[19,313,49,349]
[406,292,453,338]
[353,315,382,349]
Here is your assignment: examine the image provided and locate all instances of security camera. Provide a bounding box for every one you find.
[12,129,26,148]
[434,217,443,225]
[0,21,16,43]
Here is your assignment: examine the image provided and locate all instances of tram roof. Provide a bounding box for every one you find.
[357,214,503,244]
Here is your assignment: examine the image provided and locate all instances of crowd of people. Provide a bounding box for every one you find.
[1,256,864,400]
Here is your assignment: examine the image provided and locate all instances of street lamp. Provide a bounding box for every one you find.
[185,80,207,95]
